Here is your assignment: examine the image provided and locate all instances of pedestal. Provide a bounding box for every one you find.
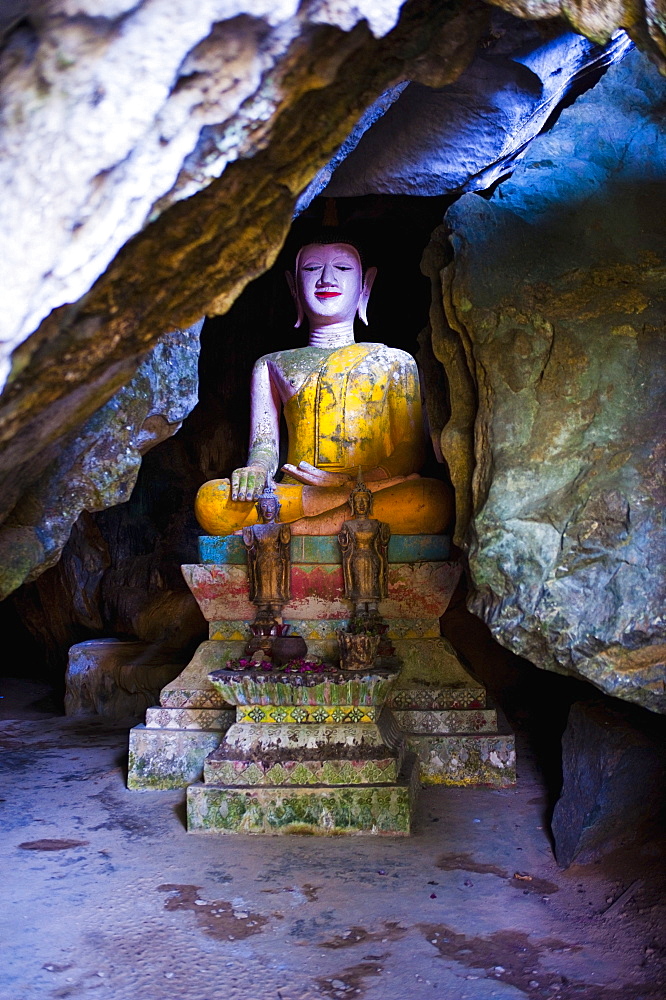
[386,637,516,786]
[127,640,238,789]
[187,670,417,835]
[127,534,515,810]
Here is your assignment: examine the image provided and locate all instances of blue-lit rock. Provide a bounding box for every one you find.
[322,20,630,199]
[436,48,666,712]
[552,700,666,866]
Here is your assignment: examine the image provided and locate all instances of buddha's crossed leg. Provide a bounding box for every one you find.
[195,476,452,536]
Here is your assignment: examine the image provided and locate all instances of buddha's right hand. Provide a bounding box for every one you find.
[231,465,266,501]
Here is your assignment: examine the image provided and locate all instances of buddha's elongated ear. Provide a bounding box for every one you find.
[357,266,377,326]
[285,270,303,328]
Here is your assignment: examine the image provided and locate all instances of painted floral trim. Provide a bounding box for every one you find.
[226,657,328,673]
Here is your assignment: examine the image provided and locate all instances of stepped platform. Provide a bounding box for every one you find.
[127,533,515,818]
[187,759,418,835]
[185,666,415,835]
[187,703,417,835]
[392,697,515,786]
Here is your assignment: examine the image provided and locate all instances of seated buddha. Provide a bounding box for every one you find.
[195,240,452,536]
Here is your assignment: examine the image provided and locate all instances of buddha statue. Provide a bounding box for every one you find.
[195,240,452,536]
[338,475,390,617]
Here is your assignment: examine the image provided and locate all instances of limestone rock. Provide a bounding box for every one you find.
[435,48,666,711]
[1,2,658,385]
[490,0,666,67]
[0,1,407,369]
[0,323,202,599]
[552,700,666,867]
[65,639,185,721]
[322,19,630,198]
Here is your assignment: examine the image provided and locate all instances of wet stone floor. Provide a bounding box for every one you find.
[1,680,664,1000]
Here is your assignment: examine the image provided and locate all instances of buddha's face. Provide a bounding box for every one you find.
[296,243,363,325]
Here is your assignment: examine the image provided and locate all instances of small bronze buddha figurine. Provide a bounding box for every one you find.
[242,482,291,622]
[338,474,390,618]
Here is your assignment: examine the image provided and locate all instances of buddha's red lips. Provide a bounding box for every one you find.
[315,291,341,298]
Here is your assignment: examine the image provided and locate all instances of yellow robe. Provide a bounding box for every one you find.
[282,343,424,480]
[194,341,452,535]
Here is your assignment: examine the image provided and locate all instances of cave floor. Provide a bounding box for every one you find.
[1,679,664,1000]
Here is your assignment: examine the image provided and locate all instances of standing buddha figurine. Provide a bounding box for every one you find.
[338,474,390,618]
[242,482,291,624]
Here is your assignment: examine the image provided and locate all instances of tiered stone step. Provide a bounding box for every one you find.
[392,707,498,733]
[205,712,404,786]
[127,635,342,789]
[384,636,516,786]
[127,640,239,790]
[187,708,418,835]
[128,726,224,790]
[187,764,418,835]
[145,707,235,729]
[388,690,515,787]
[128,701,235,790]
[205,742,400,787]
[389,687,486,710]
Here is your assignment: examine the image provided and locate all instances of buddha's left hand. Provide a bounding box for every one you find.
[281,461,352,487]
[281,462,395,487]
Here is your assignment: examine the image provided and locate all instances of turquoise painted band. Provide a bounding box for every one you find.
[198,533,450,565]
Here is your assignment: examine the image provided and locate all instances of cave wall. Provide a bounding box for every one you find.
[430,46,665,712]
[321,19,631,199]
[0,323,202,600]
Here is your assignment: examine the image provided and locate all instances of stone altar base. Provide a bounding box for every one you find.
[386,639,516,786]
[128,723,228,790]
[187,768,418,836]
[187,691,417,835]
[127,638,333,790]
[394,715,516,787]
[127,534,515,815]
